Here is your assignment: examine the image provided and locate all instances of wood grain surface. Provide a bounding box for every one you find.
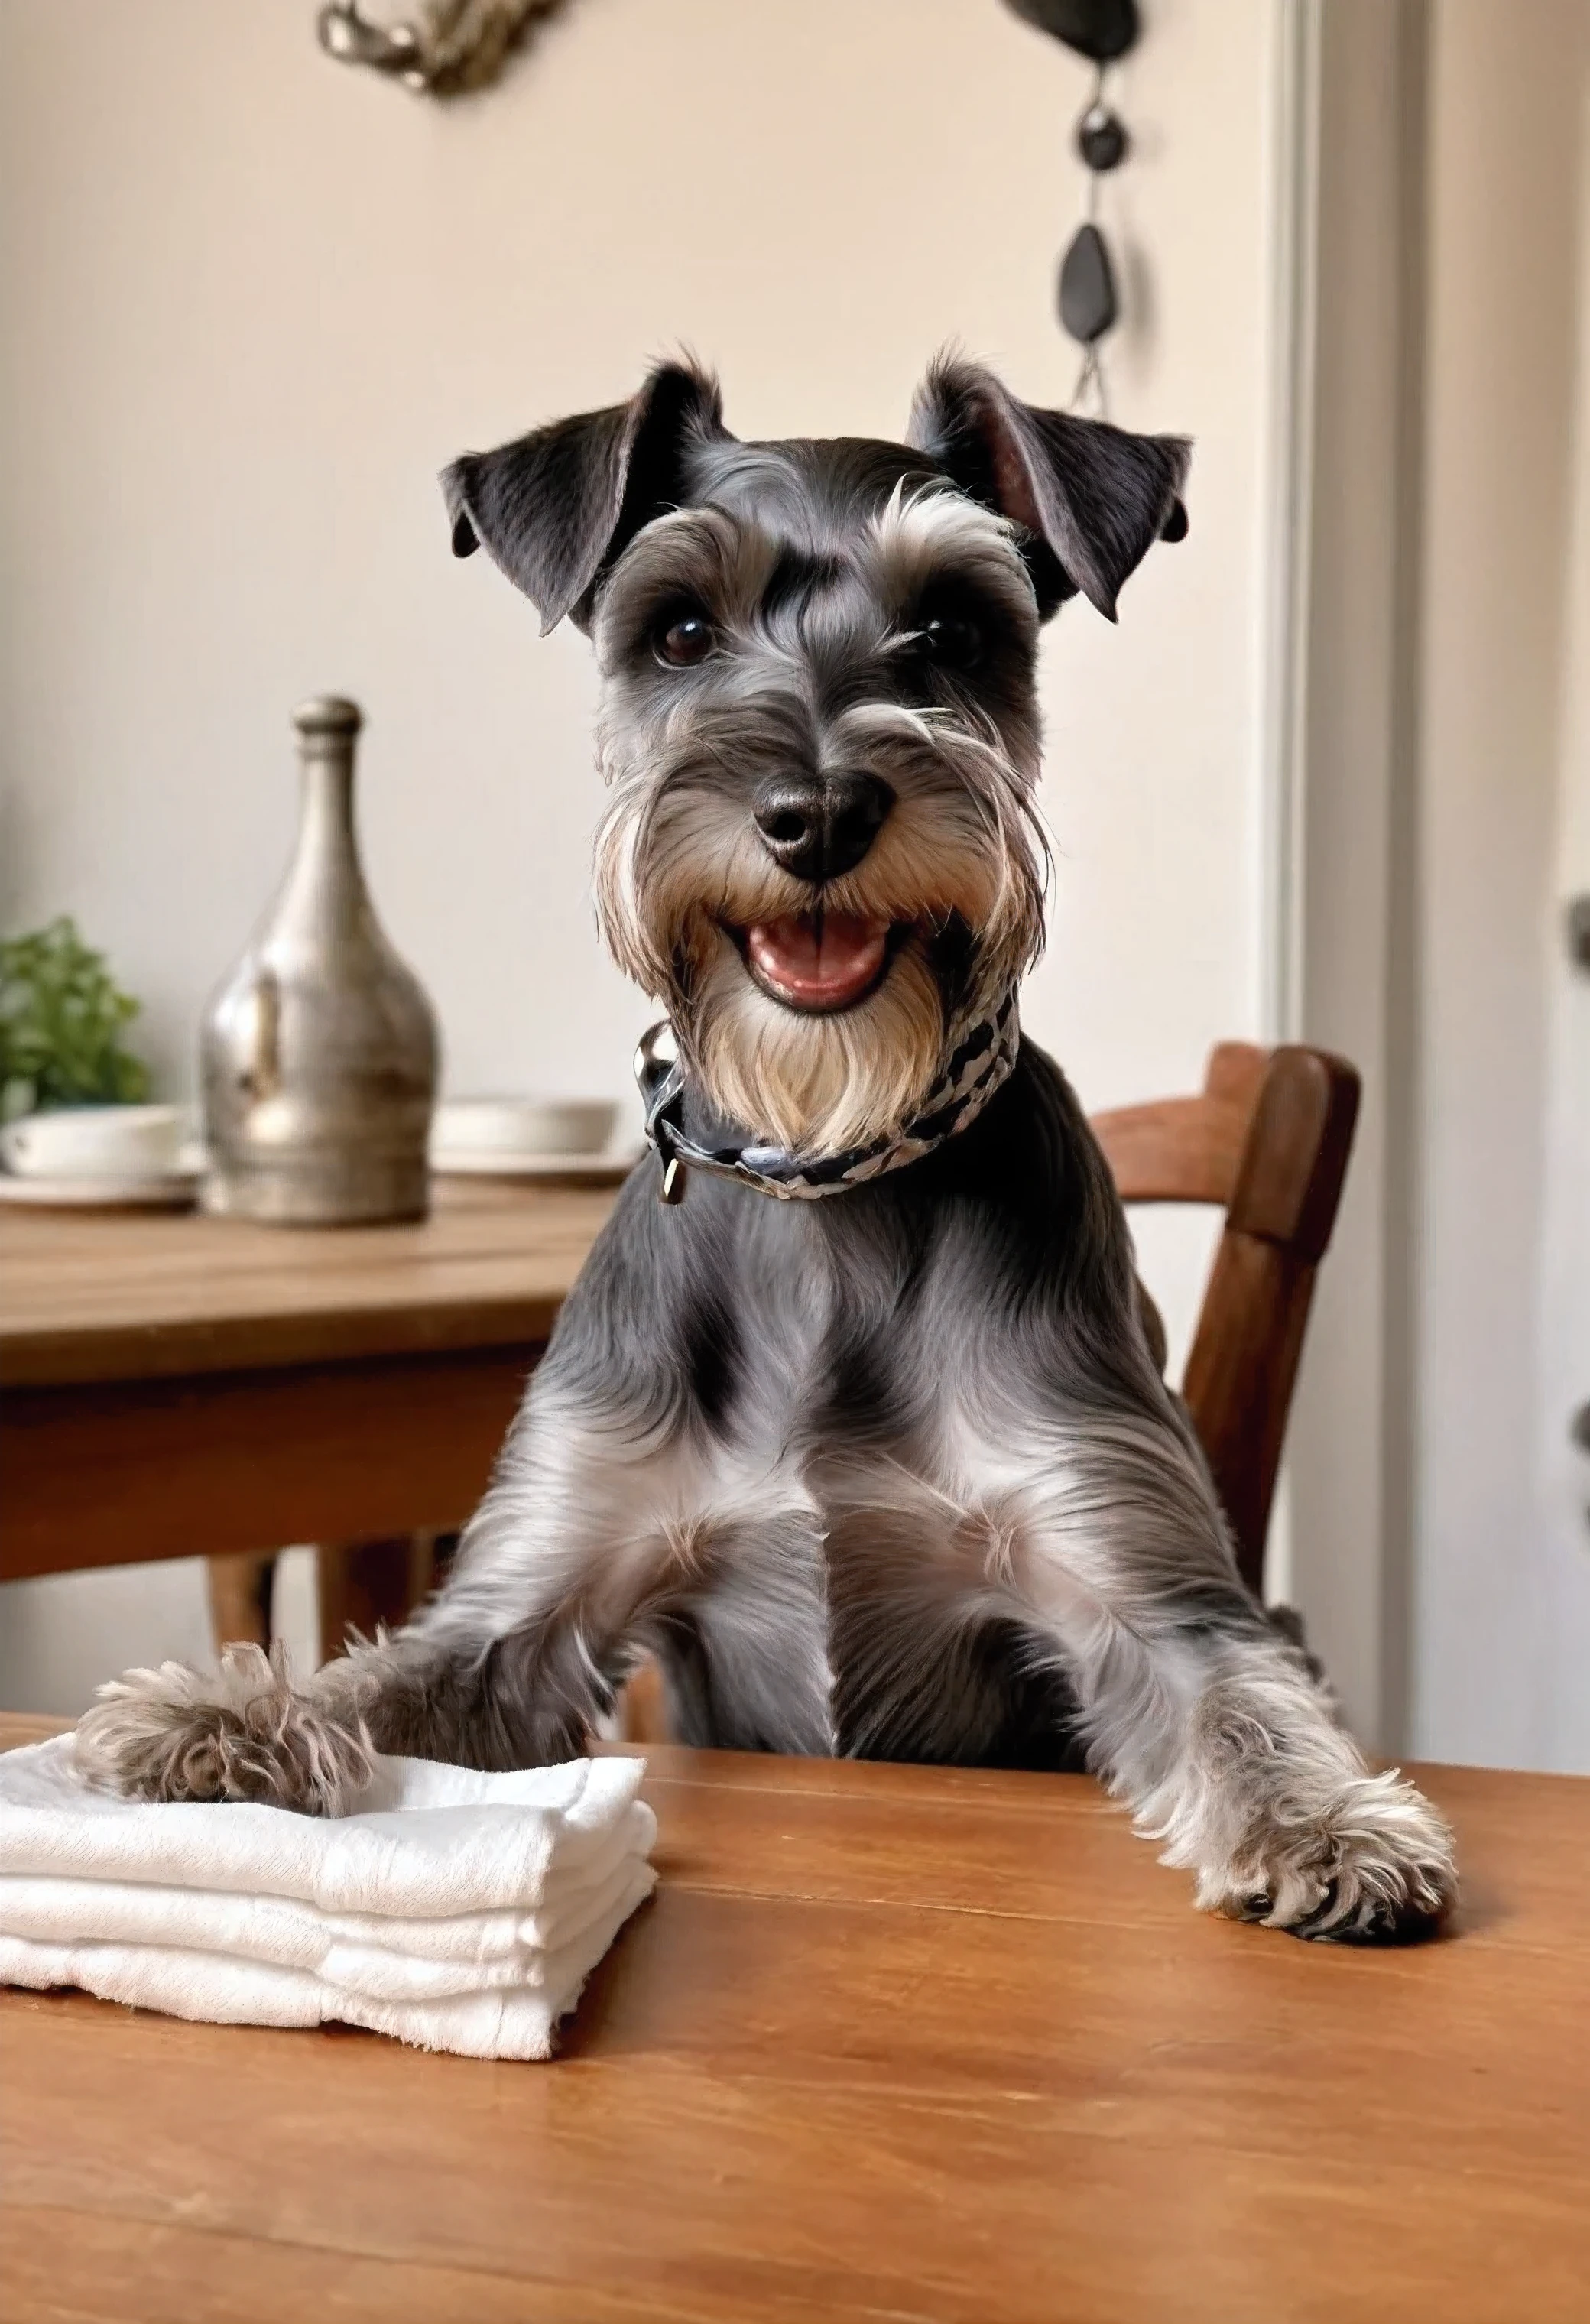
[0,1181,619,1582]
[0,1178,620,1389]
[1,1349,536,1580]
[2,1715,1585,2323]
[1090,1039,1267,1207]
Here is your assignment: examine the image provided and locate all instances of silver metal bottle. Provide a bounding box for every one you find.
[200,696,439,1224]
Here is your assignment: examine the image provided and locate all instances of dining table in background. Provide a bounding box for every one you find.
[0,1179,621,1628]
[0,1711,1586,2322]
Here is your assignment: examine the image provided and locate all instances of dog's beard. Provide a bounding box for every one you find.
[595,700,1046,1160]
[680,920,946,1157]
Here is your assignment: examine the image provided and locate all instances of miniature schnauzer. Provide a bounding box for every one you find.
[80,356,1456,1939]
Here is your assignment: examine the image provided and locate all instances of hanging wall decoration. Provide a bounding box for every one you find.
[1003,0,1141,417]
[316,0,568,96]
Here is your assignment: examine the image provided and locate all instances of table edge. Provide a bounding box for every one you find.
[1,1715,1580,1804]
[0,1297,566,1388]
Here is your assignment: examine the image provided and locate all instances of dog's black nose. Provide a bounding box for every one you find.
[753,773,894,883]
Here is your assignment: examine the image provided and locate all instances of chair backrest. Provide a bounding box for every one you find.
[1090,1042,1361,1598]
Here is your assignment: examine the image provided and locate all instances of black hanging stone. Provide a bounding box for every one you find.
[1077,102,1129,171]
[1058,222,1117,345]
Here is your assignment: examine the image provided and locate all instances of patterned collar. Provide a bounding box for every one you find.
[634,992,1020,1203]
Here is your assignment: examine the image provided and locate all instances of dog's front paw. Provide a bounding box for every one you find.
[1203,1767,1458,1943]
[73,1643,372,1816]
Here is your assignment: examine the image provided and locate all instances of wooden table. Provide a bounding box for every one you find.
[0,1181,618,1584]
[2,1713,1585,2322]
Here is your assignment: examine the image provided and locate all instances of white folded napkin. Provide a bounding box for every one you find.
[0,1734,657,2060]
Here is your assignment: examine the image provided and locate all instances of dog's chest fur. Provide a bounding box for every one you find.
[567,1047,1125,1766]
[680,1212,1085,1767]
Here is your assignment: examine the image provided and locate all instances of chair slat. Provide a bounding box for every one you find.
[1226,1048,1360,1258]
[1091,1041,1268,1206]
[1090,1095,1250,1206]
[1086,1040,1358,1595]
[1202,1040,1269,1108]
[1181,1234,1316,1592]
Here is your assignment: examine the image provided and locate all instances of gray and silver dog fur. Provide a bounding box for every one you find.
[80,355,1456,1941]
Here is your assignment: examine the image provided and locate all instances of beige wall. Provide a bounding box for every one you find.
[0,0,1284,1712]
[0,0,1276,1115]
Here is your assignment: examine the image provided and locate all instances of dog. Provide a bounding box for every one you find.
[78,355,1456,1940]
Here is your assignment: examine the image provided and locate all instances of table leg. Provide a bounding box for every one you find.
[206,1551,275,1651]
[316,1534,438,1659]
[619,1657,670,1743]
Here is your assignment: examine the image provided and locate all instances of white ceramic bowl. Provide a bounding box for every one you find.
[431,1097,618,1160]
[0,1103,188,1180]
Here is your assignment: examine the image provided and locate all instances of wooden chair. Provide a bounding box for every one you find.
[1090,1040,1360,1596]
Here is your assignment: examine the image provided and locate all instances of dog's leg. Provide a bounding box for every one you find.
[74,1373,683,1813]
[645,1506,835,1753]
[1014,1417,1457,1940]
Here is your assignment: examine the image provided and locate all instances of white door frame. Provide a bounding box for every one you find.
[1255,0,1425,1750]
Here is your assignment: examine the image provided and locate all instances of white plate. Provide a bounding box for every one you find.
[429,1147,641,1183]
[0,1169,202,1212]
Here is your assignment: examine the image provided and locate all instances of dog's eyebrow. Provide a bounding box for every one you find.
[760,544,846,616]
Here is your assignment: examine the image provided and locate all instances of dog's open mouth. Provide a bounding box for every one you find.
[735,911,897,1014]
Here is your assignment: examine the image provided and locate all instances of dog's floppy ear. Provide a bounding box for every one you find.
[442,359,729,635]
[906,355,1189,623]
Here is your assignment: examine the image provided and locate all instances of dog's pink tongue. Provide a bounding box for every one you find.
[748,913,888,1008]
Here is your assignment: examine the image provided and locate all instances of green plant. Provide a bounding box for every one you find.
[0,917,151,1122]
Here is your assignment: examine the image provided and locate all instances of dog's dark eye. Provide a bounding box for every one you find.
[653,612,716,668]
[920,614,982,669]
